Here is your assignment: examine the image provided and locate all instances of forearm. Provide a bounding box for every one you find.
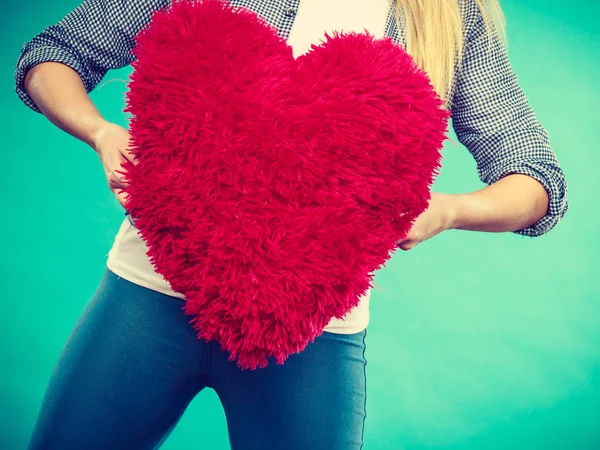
[24,62,108,150]
[450,174,550,233]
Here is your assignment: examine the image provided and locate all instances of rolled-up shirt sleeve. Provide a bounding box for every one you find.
[451,0,568,237]
[15,0,168,113]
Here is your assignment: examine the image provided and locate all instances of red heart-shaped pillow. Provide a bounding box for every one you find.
[122,0,449,369]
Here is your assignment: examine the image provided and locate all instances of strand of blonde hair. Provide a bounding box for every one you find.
[394,0,506,105]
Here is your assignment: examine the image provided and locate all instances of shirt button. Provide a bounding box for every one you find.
[285,7,297,17]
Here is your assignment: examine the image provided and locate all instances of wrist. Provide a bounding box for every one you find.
[444,193,465,231]
[87,118,111,152]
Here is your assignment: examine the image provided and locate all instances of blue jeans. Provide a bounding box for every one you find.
[27,268,368,449]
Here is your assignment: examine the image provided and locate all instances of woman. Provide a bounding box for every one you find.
[15,0,568,448]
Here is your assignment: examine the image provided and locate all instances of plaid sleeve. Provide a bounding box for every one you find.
[450,0,568,237]
[15,0,169,113]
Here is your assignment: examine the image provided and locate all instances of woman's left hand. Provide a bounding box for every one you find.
[396,192,459,251]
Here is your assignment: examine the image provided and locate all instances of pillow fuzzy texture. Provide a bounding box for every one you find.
[122,0,449,369]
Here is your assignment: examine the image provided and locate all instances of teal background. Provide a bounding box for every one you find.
[1,0,598,449]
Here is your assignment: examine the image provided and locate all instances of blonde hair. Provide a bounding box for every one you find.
[394,0,506,105]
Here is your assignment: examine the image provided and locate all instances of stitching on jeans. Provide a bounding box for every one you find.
[359,329,368,450]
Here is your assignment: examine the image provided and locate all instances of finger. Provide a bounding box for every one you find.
[395,232,413,246]
[108,169,128,189]
[115,188,129,209]
[121,143,139,165]
[113,168,130,179]
[397,240,417,251]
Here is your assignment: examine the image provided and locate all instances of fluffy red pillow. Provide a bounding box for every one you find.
[122,0,449,369]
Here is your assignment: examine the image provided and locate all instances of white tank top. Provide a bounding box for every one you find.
[106,0,392,334]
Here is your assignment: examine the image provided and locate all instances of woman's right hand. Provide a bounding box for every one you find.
[91,121,139,209]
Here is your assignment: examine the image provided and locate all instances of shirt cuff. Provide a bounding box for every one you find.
[488,162,568,237]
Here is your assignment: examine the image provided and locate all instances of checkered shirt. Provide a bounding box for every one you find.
[14,0,568,236]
